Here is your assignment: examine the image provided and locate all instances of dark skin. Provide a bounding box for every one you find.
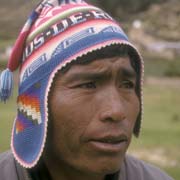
[44,56,140,180]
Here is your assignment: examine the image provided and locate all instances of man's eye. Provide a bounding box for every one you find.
[77,82,96,89]
[120,80,135,89]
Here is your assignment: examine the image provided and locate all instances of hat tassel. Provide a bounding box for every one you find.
[0,68,14,102]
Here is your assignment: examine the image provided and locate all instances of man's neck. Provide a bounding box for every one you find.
[43,157,105,180]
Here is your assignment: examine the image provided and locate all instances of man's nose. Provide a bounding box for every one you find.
[98,87,126,123]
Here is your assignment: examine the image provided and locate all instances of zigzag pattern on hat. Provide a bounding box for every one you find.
[16,94,42,134]
[17,95,41,123]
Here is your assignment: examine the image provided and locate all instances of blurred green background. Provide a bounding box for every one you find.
[0,0,180,179]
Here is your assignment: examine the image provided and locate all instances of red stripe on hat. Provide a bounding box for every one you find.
[8,31,29,71]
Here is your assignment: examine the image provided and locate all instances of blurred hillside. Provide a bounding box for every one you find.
[0,0,179,40]
[0,0,180,73]
[0,0,37,39]
[92,0,180,40]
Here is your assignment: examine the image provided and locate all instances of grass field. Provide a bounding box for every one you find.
[129,78,180,180]
[0,78,180,179]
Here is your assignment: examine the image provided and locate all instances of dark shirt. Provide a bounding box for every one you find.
[0,151,174,180]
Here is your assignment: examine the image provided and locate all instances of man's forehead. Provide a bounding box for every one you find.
[61,56,133,75]
[57,56,136,83]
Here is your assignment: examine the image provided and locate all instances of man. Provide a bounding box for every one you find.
[0,0,174,180]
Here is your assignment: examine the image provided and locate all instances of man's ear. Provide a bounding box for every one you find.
[133,113,141,137]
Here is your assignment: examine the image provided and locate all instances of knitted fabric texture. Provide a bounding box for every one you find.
[0,0,144,168]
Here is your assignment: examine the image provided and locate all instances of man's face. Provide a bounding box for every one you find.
[46,56,140,176]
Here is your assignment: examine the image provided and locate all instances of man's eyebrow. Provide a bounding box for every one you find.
[63,69,111,82]
[63,67,136,82]
[120,67,137,79]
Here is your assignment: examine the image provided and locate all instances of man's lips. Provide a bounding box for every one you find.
[86,134,128,153]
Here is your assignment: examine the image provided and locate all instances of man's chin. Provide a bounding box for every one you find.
[88,155,124,176]
[99,165,121,176]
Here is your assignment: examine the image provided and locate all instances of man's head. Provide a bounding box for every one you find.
[0,0,143,169]
[45,45,140,176]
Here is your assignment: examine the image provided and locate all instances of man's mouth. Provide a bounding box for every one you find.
[87,135,128,153]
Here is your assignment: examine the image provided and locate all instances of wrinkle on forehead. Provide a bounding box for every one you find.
[62,56,131,75]
[55,56,136,84]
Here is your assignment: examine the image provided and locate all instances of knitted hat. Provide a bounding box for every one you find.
[0,0,144,168]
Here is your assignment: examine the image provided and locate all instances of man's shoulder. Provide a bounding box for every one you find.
[123,155,174,180]
[0,150,15,167]
[0,151,22,180]
[0,151,19,179]
[0,151,32,180]
[0,150,13,159]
